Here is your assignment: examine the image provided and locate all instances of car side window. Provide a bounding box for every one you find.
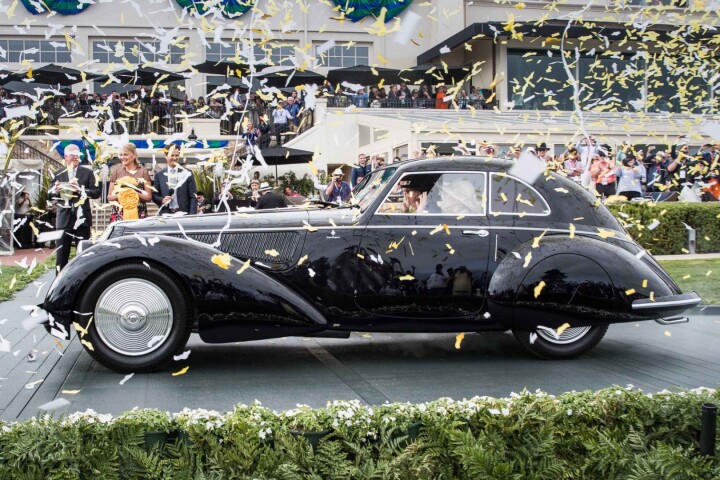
[377,172,486,215]
[489,173,550,216]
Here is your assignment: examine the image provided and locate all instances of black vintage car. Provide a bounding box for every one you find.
[41,157,701,372]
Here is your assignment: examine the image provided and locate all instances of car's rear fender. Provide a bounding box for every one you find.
[487,235,683,329]
[42,235,327,342]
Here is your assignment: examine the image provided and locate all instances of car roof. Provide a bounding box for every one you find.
[387,156,512,173]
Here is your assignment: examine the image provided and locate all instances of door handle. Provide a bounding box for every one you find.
[462,229,489,237]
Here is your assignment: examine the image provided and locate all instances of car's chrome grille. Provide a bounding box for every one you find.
[165,231,301,265]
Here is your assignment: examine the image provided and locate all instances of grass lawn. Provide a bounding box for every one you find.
[0,256,56,302]
[659,258,720,305]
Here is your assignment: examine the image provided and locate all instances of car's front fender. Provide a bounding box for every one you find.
[43,235,326,342]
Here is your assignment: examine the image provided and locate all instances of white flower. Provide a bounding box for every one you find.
[488,408,501,415]
[501,408,510,416]
[567,409,573,416]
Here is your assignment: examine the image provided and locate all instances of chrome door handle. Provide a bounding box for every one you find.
[462,229,489,237]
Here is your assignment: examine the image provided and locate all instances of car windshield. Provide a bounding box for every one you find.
[354,167,397,212]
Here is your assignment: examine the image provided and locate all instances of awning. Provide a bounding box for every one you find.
[417,21,714,65]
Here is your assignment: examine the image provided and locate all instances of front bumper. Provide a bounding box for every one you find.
[632,292,702,315]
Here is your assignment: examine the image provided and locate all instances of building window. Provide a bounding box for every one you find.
[205,43,295,66]
[0,39,71,63]
[92,40,186,64]
[317,44,369,68]
[507,48,714,114]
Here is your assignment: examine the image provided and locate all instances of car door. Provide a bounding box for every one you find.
[354,171,491,321]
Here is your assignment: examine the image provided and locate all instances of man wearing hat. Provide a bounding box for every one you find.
[646,151,670,193]
[50,143,100,272]
[152,146,198,215]
[246,178,262,208]
[255,183,288,210]
[325,168,351,203]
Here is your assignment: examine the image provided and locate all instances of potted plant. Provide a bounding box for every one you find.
[116,409,173,451]
[280,405,332,449]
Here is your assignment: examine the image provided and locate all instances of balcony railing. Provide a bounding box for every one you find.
[327,96,497,110]
[11,103,314,144]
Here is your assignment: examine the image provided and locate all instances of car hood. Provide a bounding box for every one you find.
[105,207,362,238]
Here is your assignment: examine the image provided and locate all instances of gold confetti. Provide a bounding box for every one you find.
[597,228,615,239]
[664,331,672,337]
[625,289,636,296]
[172,366,190,376]
[446,243,455,254]
[706,271,712,276]
[298,255,309,266]
[569,223,575,239]
[682,275,691,280]
[398,274,415,281]
[81,339,94,351]
[650,292,655,301]
[455,332,465,349]
[534,280,545,298]
[357,253,365,259]
[531,229,548,248]
[556,323,570,336]
[236,259,251,275]
[62,390,81,395]
[523,251,532,268]
[264,249,280,257]
[642,279,648,288]
[211,253,232,270]
[430,225,444,235]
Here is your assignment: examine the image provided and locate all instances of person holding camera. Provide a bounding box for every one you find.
[325,168,351,204]
[15,189,32,215]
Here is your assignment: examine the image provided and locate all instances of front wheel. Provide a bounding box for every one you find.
[512,324,608,359]
[78,262,192,373]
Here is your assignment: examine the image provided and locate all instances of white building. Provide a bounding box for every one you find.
[1,0,718,173]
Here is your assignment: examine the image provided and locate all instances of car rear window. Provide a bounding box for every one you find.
[489,173,550,216]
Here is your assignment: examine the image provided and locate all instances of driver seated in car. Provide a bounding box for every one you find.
[434,178,483,214]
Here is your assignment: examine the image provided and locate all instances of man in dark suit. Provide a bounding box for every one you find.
[152,146,198,215]
[50,144,100,272]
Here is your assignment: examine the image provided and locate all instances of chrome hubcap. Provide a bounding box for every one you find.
[95,279,173,356]
[536,326,592,345]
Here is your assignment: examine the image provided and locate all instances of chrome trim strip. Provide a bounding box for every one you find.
[138,225,629,240]
[632,293,702,310]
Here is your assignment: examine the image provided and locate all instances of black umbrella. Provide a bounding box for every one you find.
[398,64,469,85]
[0,69,16,86]
[258,69,325,88]
[327,65,400,86]
[188,60,269,76]
[13,64,99,86]
[259,146,314,179]
[99,67,186,86]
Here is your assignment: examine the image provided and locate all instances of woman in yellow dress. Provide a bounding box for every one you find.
[108,143,153,221]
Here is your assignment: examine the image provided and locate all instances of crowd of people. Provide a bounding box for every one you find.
[0,86,313,143]
[538,136,720,202]
[324,81,495,110]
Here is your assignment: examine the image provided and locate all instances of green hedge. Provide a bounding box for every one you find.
[1,387,718,479]
[607,202,720,255]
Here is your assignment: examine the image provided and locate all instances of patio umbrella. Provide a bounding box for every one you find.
[0,69,16,86]
[259,146,314,179]
[327,65,400,87]
[99,67,186,87]
[13,64,99,86]
[190,60,246,76]
[258,69,325,88]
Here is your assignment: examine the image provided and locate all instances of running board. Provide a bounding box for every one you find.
[655,316,689,325]
[303,331,351,339]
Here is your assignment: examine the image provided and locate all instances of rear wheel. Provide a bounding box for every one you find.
[78,262,192,372]
[512,324,608,359]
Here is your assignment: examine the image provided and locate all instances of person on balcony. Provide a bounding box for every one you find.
[353,88,368,108]
[284,97,301,132]
[272,101,293,146]
[242,120,266,166]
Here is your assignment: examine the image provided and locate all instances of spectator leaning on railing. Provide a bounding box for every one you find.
[272,101,294,146]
